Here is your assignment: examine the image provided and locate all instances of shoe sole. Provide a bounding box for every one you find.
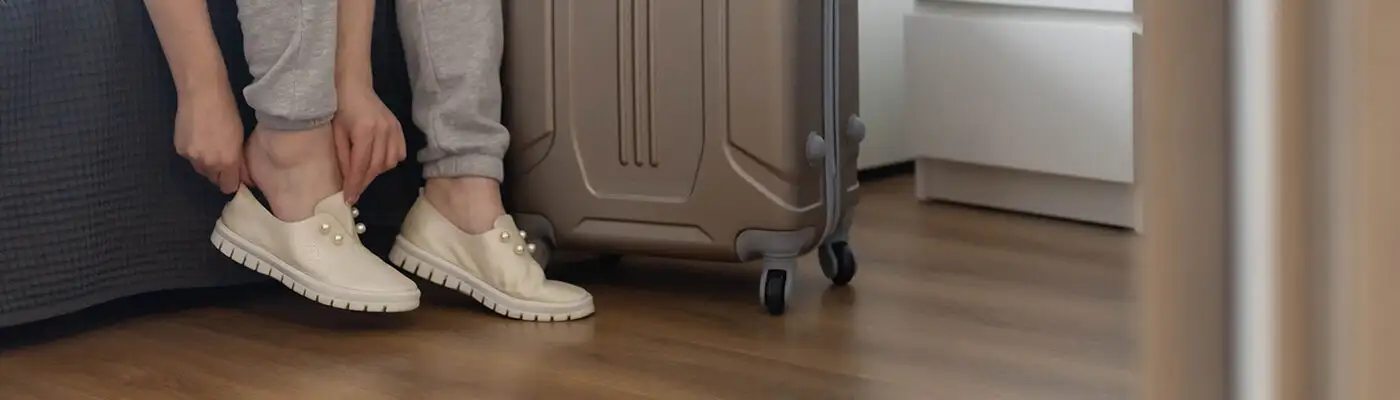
[211,220,420,313]
[389,237,595,322]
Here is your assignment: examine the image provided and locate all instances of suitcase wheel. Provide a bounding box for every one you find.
[818,240,858,286]
[760,259,795,316]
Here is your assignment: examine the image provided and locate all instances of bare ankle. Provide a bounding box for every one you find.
[423,177,506,234]
[245,125,343,221]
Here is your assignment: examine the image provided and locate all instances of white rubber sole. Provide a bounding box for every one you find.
[210,220,420,313]
[389,237,594,322]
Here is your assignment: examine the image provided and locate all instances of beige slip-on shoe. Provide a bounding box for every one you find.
[389,197,594,322]
[210,187,421,312]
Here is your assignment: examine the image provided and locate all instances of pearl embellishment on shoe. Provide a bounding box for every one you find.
[500,231,511,242]
[355,223,367,234]
[320,223,331,234]
[526,243,537,253]
[519,230,528,240]
[514,244,525,255]
[333,234,344,245]
[351,207,360,218]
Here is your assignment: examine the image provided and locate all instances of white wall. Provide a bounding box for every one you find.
[858,0,916,169]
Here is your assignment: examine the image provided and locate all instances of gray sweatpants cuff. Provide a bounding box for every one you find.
[423,153,505,182]
[254,111,334,132]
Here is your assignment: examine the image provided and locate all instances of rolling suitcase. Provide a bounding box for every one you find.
[501,0,864,315]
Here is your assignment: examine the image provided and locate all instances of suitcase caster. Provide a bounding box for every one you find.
[818,240,858,285]
[760,258,795,315]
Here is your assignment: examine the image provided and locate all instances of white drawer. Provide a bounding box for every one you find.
[933,0,1134,13]
[904,12,1136,183]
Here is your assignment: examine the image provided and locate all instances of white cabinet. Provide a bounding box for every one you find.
[905,0,1141,228]
[940,0,1133,13]
[906,12,1136,183]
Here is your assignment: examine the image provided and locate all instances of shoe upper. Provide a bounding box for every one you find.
[398,197,591,304]
[220,187,419,296]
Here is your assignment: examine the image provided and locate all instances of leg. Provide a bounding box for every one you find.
[396,0,509,234]
[236,0,342,221]
[390,0,594,321]
[213,0,421,312]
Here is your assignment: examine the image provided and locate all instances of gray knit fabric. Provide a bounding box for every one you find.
[0,0,425,327]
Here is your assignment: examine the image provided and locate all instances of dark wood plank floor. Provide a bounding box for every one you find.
[0,176,1134,400]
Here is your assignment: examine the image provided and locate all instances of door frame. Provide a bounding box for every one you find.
[1136,0,1230,397]
[1139,0,1400,399]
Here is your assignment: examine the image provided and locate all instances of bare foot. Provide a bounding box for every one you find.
[244,124,343,221]
[422,177,506,234]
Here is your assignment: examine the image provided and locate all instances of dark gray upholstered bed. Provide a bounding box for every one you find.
[0,1,428,327]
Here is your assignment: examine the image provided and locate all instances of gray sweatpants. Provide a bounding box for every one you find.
[234,0,510,182]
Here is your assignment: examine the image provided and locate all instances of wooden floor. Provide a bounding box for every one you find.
[0,175,1134,400]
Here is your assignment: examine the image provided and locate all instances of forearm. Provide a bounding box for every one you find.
[336,0,377,89]
[143,0,230,97]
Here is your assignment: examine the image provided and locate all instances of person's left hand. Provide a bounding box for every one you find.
[333,84,407,205]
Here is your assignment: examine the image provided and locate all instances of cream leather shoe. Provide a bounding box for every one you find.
[210,187,420,312]
[389,197,594,322]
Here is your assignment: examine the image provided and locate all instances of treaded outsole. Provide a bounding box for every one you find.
[388,243,594,322]
[210,227,419,313]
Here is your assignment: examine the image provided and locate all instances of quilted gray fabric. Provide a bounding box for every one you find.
[0,0,425,327]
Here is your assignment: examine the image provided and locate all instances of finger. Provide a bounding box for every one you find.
[215,168,240,194]
[334,123,352,186]
[357,131,387,202]
[192,161,219,185]
[393,120,408,162]
[240,159,255,189]
[383,128,404,175]
[388,137,403,171]
[373,126,392,176]
[347,129,376,203]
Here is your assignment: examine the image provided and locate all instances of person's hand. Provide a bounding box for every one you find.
[333,84,406,205]
[174,90,251,194]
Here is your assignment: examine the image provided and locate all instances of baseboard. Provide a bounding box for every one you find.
[858,160,915,182]
[915,158,1140,230]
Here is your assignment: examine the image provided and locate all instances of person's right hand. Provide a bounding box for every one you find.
[174,90,251,194]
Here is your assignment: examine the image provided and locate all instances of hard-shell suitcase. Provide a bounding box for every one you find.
[501,0,864,315]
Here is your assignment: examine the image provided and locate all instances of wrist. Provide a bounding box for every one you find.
[337,77,374,96]
[335,62,375,92]
[175,70,233,101]
[336,76,376,99]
